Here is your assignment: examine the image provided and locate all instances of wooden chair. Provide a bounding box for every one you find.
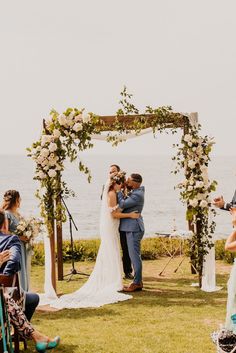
[0,274,27,353]
[0,282,14,353]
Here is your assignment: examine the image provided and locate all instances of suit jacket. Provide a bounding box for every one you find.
[222,190,236,211]
[118,186,145,232]
[0,232,21,275]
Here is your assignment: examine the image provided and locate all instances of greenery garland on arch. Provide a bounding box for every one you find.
[27,88,217,283]
[173,121,217,279]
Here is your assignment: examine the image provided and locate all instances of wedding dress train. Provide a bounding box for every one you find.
[50,180,132,309]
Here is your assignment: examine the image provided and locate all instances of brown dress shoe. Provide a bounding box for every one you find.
[123,282,143,292]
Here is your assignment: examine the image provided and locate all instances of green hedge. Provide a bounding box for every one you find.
[31,238,235,266]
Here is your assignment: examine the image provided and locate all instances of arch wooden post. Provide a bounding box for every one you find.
[43,119,57,291]
[49,218,57,291]
[183,113,198,275]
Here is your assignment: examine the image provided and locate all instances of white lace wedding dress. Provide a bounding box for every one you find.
[50,180,132,309]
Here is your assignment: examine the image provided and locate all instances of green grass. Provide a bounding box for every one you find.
[25,258,230,353]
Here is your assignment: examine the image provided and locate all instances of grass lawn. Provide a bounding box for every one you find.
[25,257,231,353]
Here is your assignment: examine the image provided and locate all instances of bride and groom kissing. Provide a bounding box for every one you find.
[108,164,145,293]
[51,164,145,309]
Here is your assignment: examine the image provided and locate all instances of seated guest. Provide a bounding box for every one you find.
[2,190,29,291]
[0,209,38,321]
[0,210,60,352]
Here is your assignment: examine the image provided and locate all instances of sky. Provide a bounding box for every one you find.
[0,0,236,156]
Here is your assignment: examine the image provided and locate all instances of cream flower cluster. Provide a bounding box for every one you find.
[29,110,92,181]
[15,216,43,245]
[30,134,62,180]
[45,110,91,137]
[176,128,216,212]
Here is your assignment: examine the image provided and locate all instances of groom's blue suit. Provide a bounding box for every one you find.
[118,186,145,285]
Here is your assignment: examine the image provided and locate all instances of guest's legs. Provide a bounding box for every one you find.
[126,231,144,284]
[6,294,59,347]
[6,296,34,339]
[24,292,39,321]
[119,231,132,275]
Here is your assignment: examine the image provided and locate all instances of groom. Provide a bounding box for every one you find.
[117,173,145,292]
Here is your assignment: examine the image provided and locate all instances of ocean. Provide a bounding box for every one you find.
[0,154,234,239]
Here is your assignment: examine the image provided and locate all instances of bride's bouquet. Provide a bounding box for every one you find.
[15,216,43,246]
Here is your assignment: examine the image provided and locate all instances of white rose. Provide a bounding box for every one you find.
[41,159,49,167]
[25,231,32,238]
[183,134,192,142]
[73,123,83,132]
[48,159,57,166]
[189,199,198,208]
[45,117,53,129]
[200,200,208,208]
[192,147,196,152]
[188,160,196,169]
[196,146,202,155]
[195,181,204,189]
[75,114,83,122]
[58,114,67,126]
[188,142,192,147]
[188,186,193,191]
[43,165,49,171]
[55,164,62,171]
[36,156,44,165]
[48,143,57,152]
[40,148,49,158]
[48,169,57,178]
[82,114,91,123]
[71,133,76,139]
[53,129,61,138]
[196,193,206,201]
[41,135,52,146]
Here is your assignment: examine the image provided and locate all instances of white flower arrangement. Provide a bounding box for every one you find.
[73,122,83,132]
[173,122,217,276]
[15,217,43,245]
[27,108,99,182]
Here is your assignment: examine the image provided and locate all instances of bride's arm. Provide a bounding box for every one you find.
[108,191,140,219]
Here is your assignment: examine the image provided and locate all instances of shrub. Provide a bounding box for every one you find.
[31,237,235,266]
[215,240,235,264]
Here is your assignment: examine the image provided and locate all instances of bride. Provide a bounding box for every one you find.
[51,172,140,309]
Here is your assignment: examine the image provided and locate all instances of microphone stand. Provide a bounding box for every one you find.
[60,193,89,281]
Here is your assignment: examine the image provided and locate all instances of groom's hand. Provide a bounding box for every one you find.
[213,195,225,208]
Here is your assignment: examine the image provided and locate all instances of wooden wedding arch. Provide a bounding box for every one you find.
[46,111,202,291]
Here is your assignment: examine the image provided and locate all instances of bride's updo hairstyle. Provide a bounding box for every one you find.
[109,171,126,192]
[2,190,20,210]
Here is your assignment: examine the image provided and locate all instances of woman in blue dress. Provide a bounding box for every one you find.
[2,190,30,291]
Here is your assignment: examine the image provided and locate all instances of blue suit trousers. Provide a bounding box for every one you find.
[126,231,144,284]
